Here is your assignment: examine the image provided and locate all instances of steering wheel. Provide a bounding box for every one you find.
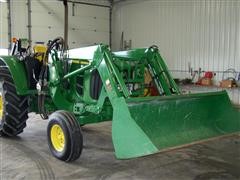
[46,37,64,55]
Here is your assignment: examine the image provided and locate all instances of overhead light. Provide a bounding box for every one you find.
[0,0,7,2]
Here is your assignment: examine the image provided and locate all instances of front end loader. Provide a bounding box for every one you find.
[0,37,239,161]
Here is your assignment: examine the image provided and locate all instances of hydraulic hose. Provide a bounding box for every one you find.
[38,37,64,119]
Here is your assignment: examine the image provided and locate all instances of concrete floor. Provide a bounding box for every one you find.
[0,113,239,180]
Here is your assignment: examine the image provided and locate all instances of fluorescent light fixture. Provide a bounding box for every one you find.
[0,0,7,2]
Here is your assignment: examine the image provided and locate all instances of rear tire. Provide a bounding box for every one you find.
[0,65,29,136]
[47,110,83,162]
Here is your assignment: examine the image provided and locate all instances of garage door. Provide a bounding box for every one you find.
[0,1,9,51]
[31,0,109,49]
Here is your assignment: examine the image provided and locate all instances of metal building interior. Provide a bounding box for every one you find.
[0,0,239,179]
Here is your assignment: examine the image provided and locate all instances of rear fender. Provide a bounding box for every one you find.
[0,56,29,95]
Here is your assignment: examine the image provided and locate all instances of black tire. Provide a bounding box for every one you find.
[47,110,83,162]
[0,63,29,137]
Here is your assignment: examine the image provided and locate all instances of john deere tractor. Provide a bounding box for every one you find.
[0,37,239,161]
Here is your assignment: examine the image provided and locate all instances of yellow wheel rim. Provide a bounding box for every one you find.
[50,124,65,152]
[0,95,3,119]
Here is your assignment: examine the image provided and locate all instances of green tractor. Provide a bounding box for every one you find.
[0,37,239,162]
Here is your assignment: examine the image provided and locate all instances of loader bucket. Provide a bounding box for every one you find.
[112,91,240,159]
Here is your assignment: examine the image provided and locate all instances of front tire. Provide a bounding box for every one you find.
[47,110,83,162]
[0,64,29,136]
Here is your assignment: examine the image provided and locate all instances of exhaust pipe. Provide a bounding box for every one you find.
[63,0,68,50]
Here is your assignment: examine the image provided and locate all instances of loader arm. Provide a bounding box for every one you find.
[93,46,160,158]
[93,45,240,159]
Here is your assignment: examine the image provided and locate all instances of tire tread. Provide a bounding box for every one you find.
[0,65,28,136]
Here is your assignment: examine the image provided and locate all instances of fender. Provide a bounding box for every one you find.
[0,56,29,95]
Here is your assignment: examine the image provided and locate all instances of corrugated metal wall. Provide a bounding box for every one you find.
[112,0,240,105]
